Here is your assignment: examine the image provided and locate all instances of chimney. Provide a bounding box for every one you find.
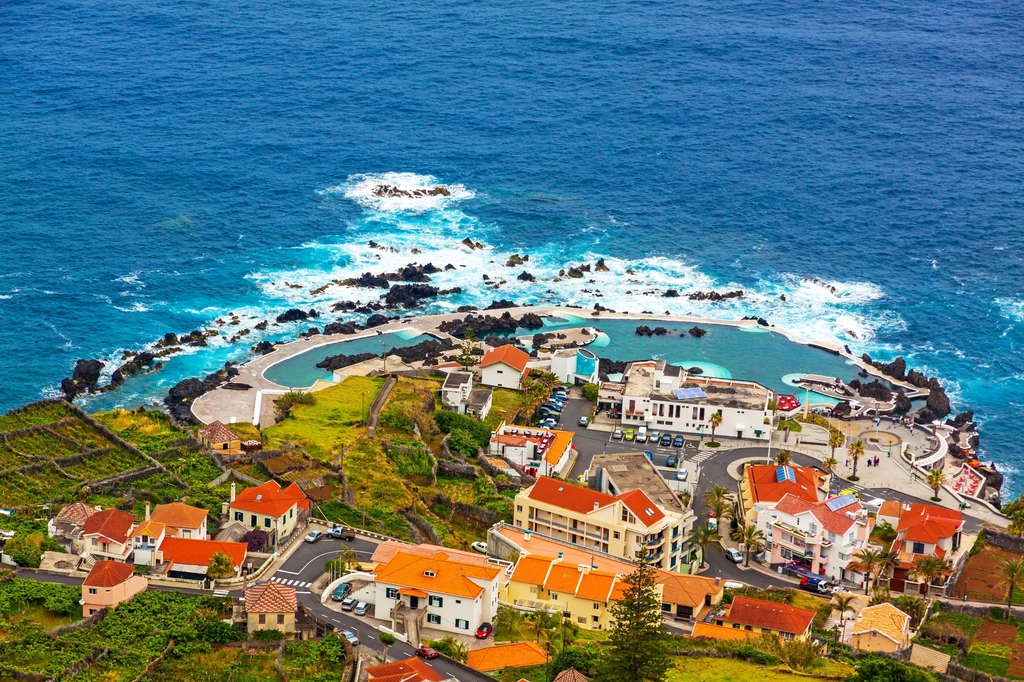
[524,530,531,542]
[593,502,600,510]
[715,577,721,587]
[230,482,237,502]
[145,502,151,521]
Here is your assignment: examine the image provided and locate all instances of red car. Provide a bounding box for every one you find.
[415,646,439,659]
[474,622,493,639]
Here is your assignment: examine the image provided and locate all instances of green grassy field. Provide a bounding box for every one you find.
[668,657,853,682]
[263,375,385,459]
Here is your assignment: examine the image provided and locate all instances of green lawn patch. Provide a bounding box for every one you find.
[94,408,182,454]
[668,656,851,681]
[484,388,532,429]
[778,419,802,432]
[263,375,384,460]
[964,651,1010,677]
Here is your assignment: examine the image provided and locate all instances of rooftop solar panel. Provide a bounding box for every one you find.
[672,388,707,400]
[826,494,857,511]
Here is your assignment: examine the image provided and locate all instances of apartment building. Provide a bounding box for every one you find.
[603,360,773,441]
[757,492,874,582]
[877,501,964,594]
[489,423,575,478]
[513,477,691,572]
[740,464,829,527]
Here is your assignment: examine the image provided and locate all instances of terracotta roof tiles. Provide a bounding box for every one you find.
[198,420,239,444]
[851,602,910,643]
[56,502,99,526]
[150,502,208,531]
[229,480,309,517]
[373,551,501,599]
[366,657,445,682]
[467,642,549,672]
[526,477,665,528]
[159,538,247,573]
[480,345,530,373]
[724,596,815,635]
[745,465,823,505]
[84,560,136,587]
[245,581,297,613]
[82,509,136,544]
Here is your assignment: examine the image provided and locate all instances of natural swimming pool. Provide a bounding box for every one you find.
[261,314,858,403]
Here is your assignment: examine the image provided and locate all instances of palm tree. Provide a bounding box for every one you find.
[526,609,549,643]
[833,593,856,634]
[854,547,882,595]
[926,469,948,500]
[893,595,927,628]
[998,559,1024,611]
[704,485,735,507]
[911,556,949,597]
[849,440,866,481]
[709,411,723,443]
[379,632,396,663]
[688,524,718,569]
[877,547,900,583]
[704,498,734,537]
[829,429,845,460]
[731,524,766,566]
[342,546,360,571]
[822,456,838,475]
[775,450,792,466]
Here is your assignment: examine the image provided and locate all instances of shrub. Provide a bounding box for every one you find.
[435,411,491,450]
[379,409,415,432]
[3,532,60,569]
[581,383,599,402]
[252,629,286,641]
[275,391,316,420]
[733,644,778,665]
[429,635,468,662]
[448,428,481,456]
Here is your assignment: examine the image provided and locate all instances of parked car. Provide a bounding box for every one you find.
[341,597,357,611]
[340,630,360,646]
[353,602,370,616]
[475,622,494,639]
[648,431,661,444]
[471,541,488,554]
[416,646,439,659]
[327,526,355,540]
[578,416,589,427]
[331,583,352,601]
[665,454,679,468]
[613,429,623,440]
[538,419,557,428]
[672,435,685,447]
[659,433,672,446]
[304,530,323,543]
[675,469,688,481]
[725,548,744,563]
[754,551,767,564]
[624,429,635,441]
[636,426,648,443]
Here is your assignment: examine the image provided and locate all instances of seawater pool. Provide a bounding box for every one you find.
[262,329,432,388]
[261,315,857,402]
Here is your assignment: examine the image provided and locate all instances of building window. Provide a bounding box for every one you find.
[282,515,287,524]
[613,531,620,539]
[88,588,97,595]
[182,530,191,539]
[386,588,398,599]
[592,615,599,623]
[578,617,586,624]
[234,511,243,522]
[264,518,271,528]
[428,614,441,625]
[455,619,469,630]
[258,614,266,624]
[517,505,523,512]
[250,515,257,526]
[429,596,444,607]
[593,603,600,610]
[913,542,925,555]
[277,614,285,624]
[550,593,558,600]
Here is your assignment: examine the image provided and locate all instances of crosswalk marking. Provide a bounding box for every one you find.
[690,451,716,464]
[272,576,311,588]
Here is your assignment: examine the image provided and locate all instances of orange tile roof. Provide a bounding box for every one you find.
[575,571,617,602]
[366,657,445,682]
[467,642,549,672]
[878,500,903,519]
[159,538,247,572]
[245,581,297,613]
[544,429,574,466]
[895,503,963,544]
[398,587,429,598]
[657,573,723,609]
[480,345,530,373]
[553,670,590,682]
[544,563,584,593]
[773,494,862,535]
[132,520,166,539]
[84,560,136,587]
[526,477,665,527]
[198,420,239,444]
[495,434,529,447]
[150,502,208,531]
[692,622,766,642]
[724,596,816,635]
[374,551,501,599]
[745,465,823,505]
[230,480,309,517]
[370,541,490,567]
[510,554,556,584]
[82,509,136,544]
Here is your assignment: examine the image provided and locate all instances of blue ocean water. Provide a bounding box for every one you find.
[2,1,1023,490]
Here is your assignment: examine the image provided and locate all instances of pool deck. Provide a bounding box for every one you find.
[190,305,887,428]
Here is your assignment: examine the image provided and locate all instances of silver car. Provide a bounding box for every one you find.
[353,601,370,616]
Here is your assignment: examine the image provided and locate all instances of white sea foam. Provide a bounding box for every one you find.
[115,271,144,285]
[0,294,11,300]
[114,302,151,313]
[320,172,474,213]
[995,297,1024,323]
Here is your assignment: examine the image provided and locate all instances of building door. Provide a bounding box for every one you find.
[410,596,419,609]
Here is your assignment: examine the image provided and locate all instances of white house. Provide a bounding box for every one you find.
[548,348,599,385]
[488,422,575,478]
[440,372,474,413]
[607,361,772,441]
[372,550,502,636]
[479,345,530,390]
[131,520,167,567]
[82,509,136,563]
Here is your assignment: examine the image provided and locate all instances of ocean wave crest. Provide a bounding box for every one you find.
[318,172,474,213]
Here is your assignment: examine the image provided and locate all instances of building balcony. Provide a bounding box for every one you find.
[647,536,666,547]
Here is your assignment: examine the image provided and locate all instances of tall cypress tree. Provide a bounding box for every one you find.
[595,559,671,682]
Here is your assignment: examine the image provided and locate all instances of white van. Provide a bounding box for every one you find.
[636,426,648,443]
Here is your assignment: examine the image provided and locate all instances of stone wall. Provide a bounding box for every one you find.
[983,527,1024,554]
